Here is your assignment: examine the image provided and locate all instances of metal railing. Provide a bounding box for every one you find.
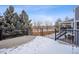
[55,28,79,46]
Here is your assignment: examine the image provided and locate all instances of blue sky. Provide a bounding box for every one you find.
[0,5,76,25]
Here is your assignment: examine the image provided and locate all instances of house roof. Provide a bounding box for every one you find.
[59,19,74,24]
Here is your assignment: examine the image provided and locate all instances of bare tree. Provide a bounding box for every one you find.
[45,21,53,32]
[37,21,42,33]
[33,21,42,35]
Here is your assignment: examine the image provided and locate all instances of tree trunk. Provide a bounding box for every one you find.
[0,29,2,40]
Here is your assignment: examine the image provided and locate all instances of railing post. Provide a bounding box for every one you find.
[64,29,66,41]
[71,29,74,54]
[72,29,73,44]
[55,28,56,40]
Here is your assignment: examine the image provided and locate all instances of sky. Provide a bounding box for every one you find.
[0,5,76,25]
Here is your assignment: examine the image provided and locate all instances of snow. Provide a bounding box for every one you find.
[0,36,79,54]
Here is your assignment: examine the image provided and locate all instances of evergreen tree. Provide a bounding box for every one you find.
[0,5,32,39]
[55,18,62,32]
[19,10,32,35]
[3,5,15,33]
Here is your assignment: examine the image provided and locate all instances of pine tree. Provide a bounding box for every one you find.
[0,5,32,39]
[19,10,32,35]
[3,6,15,33]
[55,18,62,32]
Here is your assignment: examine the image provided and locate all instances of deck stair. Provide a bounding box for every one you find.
[55,30,67,40]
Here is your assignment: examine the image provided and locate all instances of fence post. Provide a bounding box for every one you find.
[41,28,43,36]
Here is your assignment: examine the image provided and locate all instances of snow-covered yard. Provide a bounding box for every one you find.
[0,36,79,54]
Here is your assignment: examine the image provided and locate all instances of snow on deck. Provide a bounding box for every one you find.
[0,36,79,54]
